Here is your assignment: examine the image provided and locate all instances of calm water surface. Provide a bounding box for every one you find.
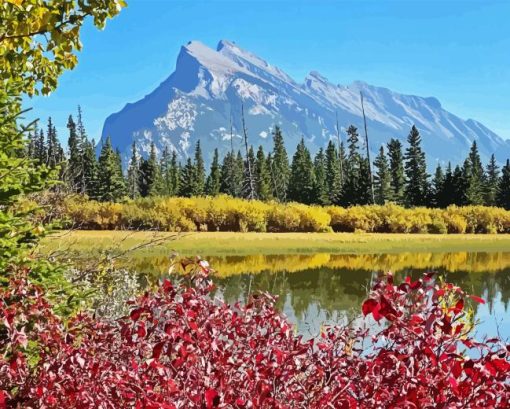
[124,251,510,341]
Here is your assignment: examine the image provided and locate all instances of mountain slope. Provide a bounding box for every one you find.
[101,40,509,167]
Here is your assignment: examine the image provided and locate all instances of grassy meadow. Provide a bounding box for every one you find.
[41,230,510,258]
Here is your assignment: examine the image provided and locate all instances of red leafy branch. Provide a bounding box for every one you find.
[1,265,509,408]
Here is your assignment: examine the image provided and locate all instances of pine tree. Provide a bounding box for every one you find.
[127,141,140,199]
[242,146,257,199]
[266,152,274,195]
[387,138,405,205]
[439,163,455,208]
[358,158,374,205]
[149,143,165,196]
[484,154,500,206]
[342,125,363,205]
[115,148,123,177]
[452,165,465,206]
[137,159,149,197]
[82,139,98,199]
[35,128,46,164]
[220,151,238,197]
[373,146,392,205]
[192,140,205,196]
[25,123,38,159]
[97,137,126,202]
[76,106,89,192]
[338,141,347,190]
[160,145,171,196]
[460,157,471,203]
[313,148,329,205]
[67,114,83,192]
[241,105,256,200]
[287,138,315,204]
[26,131,36,159]
[205,148,221,196]
[26,124,41,160]
[76,106,87,143]
[235,151,245,197]
[464,141,485,205]
[255,146,272,201]
[45,118,53,167]
[46,117,62,168]
[497,159,510,210]
[270,126,290,202]
[49,124,65,185]
[431,164,445,207]
[404,126,429,207]
[169,151,180,196]
[325,140,341,205]
[179,158,195,198]
[137,144,163,198]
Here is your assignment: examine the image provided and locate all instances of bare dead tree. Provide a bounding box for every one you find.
[335,111,344,187]
[229,107,234,154]
[360,91,375,204]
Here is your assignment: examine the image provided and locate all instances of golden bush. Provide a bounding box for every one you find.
[62,196,510,234]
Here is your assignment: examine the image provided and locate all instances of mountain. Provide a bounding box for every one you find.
[101,40,510,168]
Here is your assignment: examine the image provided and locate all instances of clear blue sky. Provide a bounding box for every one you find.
[26,0,510,143]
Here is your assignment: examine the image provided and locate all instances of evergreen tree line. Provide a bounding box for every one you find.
[26,108,510,209]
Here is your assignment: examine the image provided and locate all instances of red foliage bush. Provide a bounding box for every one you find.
[1,263,509,408]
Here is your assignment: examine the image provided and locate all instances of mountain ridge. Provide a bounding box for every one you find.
[101,40,510,167]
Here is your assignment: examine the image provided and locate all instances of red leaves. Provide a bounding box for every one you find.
[136,322,147,338]
[1,268,509,408]
[453,299,464,314]
[204,388,219,408]
[361,295,398,322]
[362,299,379,318]
[436,289,446,297]
[130,308,144,321]
[423,346,437,366]
[493,358,510,372]
[469,295,486,304]
[0,390,6,409]
[255,353,264,364]
[448,375,458,390]
[162,279,173,293]
[188,320,198,331]
[273,348,286,365]
[152,341,165,360]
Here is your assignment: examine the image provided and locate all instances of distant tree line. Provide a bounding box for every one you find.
[26,107,510,209]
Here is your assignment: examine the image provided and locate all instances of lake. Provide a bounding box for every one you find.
[115,251,510,341]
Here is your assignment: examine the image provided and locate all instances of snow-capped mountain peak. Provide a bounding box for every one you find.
[101,39,509,167]
[217,40,296,85]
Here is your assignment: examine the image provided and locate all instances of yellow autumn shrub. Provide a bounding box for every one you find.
[326,206,348,232]
[442,208,468,234]
[61,196,510,234]
[327,205,381,232]
[267,203,330,232]
[205,195,240,231]
[236,199,270,232]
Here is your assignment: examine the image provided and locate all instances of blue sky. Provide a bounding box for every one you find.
[26,0,510,142]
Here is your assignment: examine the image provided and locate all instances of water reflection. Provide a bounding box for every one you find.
[121,251,510,340]
[131,251,510,277]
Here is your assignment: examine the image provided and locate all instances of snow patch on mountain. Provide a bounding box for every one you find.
[154,97,197,132]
